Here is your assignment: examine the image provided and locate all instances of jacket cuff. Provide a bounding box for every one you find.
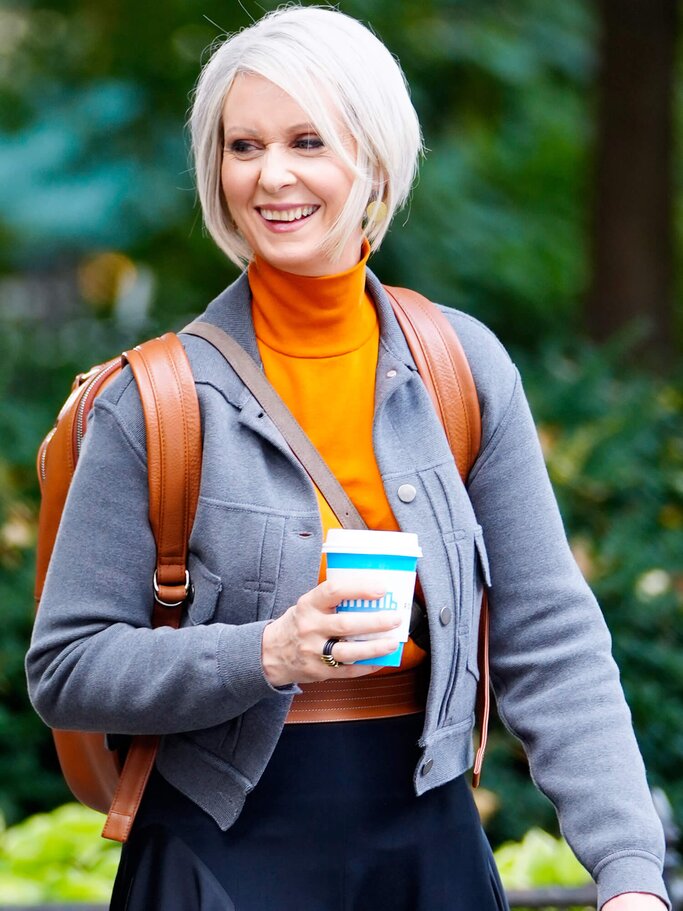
[595,853,670,910]
[216,621,300,706]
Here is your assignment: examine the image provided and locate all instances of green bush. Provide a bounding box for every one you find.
[495,826,591,889]
[0,804,120,902]
[495,827,592,911]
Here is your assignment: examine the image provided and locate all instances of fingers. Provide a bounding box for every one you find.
[326,610,401,639]
[306,580,386,613]
[298,580,401,638]
[325,636,401,667]
[308,634,402,681]
[262,582,405,687]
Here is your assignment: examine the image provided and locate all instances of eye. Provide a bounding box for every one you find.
[226,139,260,156]
[294,135,324,151]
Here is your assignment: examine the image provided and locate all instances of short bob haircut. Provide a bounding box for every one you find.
[190,4,423,270]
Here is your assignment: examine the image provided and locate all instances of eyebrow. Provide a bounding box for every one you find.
[223,122,318,138]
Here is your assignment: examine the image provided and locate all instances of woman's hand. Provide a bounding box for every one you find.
[261,580,403,687]
[602,894,668,910]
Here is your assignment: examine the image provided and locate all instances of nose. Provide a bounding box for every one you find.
[258,144,296,194]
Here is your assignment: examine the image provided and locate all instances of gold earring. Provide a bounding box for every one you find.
[366,200,387,223]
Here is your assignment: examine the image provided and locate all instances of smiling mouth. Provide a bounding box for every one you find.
[257,205,319,223]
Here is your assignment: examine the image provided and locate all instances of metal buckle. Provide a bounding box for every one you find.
[153,570,191,608]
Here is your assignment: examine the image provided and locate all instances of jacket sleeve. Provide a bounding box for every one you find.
[466,356,668,909]
[26,371,296,736]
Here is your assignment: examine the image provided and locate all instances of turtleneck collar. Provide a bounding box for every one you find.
[249,238,376,358]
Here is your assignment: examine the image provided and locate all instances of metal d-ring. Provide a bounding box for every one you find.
[153,569,191,608]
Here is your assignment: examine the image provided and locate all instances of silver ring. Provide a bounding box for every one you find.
[320,637,341,668]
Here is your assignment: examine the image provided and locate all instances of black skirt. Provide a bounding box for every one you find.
[110,713,508,911]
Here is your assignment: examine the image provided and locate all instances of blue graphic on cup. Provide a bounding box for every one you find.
[336,592,404,666]
[337,593,399,612]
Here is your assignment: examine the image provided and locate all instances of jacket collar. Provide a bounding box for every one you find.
[198,272,261,364]
[198,268,417,363]
[184,266,419,413]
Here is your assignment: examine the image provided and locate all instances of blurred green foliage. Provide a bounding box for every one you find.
[0,804,120,901]
[0,0,600,344]
[495,827,591,889]
[0,0,682,859]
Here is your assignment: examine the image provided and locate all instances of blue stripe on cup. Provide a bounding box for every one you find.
[337,593,399,612]
[326,553,418,571]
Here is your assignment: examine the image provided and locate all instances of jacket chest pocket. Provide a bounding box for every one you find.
[186,500,286,626]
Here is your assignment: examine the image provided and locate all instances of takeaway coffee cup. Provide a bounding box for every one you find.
[322,529,423,667]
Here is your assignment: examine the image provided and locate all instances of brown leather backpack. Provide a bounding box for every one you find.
[33,288,488,843]
[35,333,201,842]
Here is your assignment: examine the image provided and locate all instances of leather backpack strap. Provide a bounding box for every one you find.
[182,322,366,532]
[383,286,490,787]
[100,735,160,843]
[124,333,202,608]
[101,333,201,843]
[472,592,490,788]
[383,286,480,483]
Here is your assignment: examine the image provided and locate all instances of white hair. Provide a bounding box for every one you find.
[189,4,423,269]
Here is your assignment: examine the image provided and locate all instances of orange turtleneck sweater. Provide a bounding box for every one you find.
[248,241,427,677]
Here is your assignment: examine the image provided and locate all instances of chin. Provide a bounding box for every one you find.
[257,245,330,276]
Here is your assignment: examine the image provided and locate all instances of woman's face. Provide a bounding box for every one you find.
[221,74,362,276]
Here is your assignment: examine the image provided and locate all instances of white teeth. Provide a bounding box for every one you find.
[260,206,317,222]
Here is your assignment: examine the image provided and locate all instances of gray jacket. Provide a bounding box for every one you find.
[26,270,667,908]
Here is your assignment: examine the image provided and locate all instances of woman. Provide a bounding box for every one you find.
[27,6,669,910]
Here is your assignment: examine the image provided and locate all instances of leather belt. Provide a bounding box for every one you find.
[285,667,427,724]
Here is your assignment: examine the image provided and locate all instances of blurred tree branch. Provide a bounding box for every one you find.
[587,0,678,362]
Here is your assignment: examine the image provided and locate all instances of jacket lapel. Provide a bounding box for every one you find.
[183,266,433,462]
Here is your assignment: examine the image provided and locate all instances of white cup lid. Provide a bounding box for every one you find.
[322,528,422,558]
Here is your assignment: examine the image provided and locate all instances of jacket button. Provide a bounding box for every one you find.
[421,758,434,776]
[397,484,417,503]
[439,607,452,626]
